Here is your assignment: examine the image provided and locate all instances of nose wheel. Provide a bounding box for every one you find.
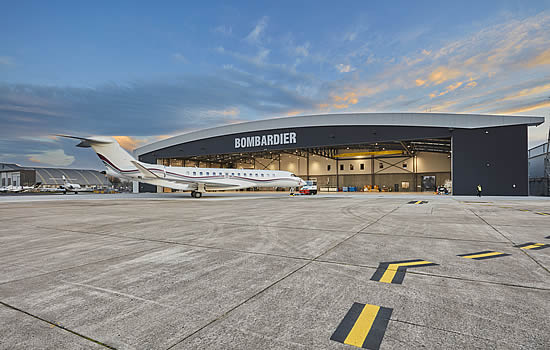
[191,191,202,198]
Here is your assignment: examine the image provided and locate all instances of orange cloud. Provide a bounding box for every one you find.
[415,79,426,86]
[466,81,477,88]
[495,100,550,114]
[526,48,550,67]
[427,66,462,85]
[333,104,349,109]
[446,81,463,91]
[113,136,148,151]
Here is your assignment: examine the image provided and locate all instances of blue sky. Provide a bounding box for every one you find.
[1,1,550,169]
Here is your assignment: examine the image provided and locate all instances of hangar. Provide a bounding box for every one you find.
[134,113,544,196]
[0,163,111,189]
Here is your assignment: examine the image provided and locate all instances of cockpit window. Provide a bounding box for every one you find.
[290,173,297,177]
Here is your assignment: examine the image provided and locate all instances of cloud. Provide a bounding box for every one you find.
[525,48,550,67]
[213,25,232,36]
[0,56,14,65]
[343,32,357,41]
[245,16,268,44]
[27,149,75,166]
[293,42,310,57]
[426,66,462,85]
[415,79,426,86]
[112,136,150,151]
[336,64,355,73]
[172,53,188,63]
[495,99,550,114]
[206,107,240,117]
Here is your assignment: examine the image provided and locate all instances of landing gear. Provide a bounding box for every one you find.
[191,191,202,198]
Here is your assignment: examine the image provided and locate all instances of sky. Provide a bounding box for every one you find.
[1,0,550,169]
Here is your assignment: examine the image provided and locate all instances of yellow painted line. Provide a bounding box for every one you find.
[334,150,403,158]
[536,212,550,216]
[379,261,431,283]
[520,243,545,250]
[344,304,380,347]
[519,209,530,212]
[461,251,503,259]
[415,200,422,204]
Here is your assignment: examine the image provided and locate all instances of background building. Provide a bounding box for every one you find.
[135,113,544,196]
[0,163,110,189]
[528,140,550,196]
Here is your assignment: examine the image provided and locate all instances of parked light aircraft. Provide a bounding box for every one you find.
[49,175,83,194]
[0,184,40,193]
[59,135,307,198]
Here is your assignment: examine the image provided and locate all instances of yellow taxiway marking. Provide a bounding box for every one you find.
[520,243,545,250]
[380,261,431,283]
[344,304,380,347]
[461,251,503,259]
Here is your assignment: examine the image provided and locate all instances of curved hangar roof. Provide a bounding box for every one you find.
[135,112,544,156]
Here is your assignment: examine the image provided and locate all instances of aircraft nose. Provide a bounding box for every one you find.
[299,178,307,186]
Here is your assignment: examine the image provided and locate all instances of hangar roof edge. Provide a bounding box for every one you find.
[134,112,544,156]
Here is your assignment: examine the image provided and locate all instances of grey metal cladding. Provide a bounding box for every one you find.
[135,113,544,156]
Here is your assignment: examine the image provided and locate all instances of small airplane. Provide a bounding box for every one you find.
[49,175,84,194]
[58,135,307,198]
[0,183,41,193]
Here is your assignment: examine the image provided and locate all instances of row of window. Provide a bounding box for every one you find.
[186,171,277,178]
[327,163,408,171]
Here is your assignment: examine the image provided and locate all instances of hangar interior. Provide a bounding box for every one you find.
[156,139,451,192]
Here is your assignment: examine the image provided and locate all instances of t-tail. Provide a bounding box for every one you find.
[56,135,138,176]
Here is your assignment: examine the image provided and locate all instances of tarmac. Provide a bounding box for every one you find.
[0,192,549,349]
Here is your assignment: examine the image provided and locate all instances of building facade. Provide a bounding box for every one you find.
[0,163,111,188]
[135,113,544,196]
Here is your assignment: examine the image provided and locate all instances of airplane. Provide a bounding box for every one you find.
[58,135,307,198]
[0,183,41,193]
[48,175,84,194]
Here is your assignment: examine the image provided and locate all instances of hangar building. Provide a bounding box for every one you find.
[0,163,111,189]
[528,141,550,196]
[134,113,544,196]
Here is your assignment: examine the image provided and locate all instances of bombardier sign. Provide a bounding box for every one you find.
[234,132,297,149]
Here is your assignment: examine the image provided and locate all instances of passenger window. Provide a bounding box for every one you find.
[206,172,209,175]
[199,172,203,176]
[237,173,240,176]
[231,173,234,176]
[261,174,264,177]
[193,172,196,176]
[255,173,258,177]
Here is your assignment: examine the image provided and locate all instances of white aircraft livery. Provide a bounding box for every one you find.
[59,135,306,198]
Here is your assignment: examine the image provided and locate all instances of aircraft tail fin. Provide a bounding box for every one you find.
[57,134,139,174]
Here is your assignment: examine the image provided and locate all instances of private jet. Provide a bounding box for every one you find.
[59,135,306,198]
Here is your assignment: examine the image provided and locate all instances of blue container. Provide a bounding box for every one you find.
[343,187,348,192]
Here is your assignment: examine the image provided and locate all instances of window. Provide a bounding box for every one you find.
[340,164,344,171]
[327,164,331,171]
[360,163,365,170]
[237,173,240,176]
[206,172,209,175]
[255,173,259,177]
[402,163,407,168]
[261,173,264,177]
[231,173,234,176]
[199,172,203,176]
[193,171,196,176]
[350,164,354,171]
[379,163,383,169]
